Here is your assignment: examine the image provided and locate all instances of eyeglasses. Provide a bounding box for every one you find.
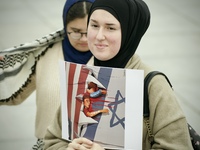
[67,31,87,40]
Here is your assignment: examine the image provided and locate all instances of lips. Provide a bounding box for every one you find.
[79,43,88,47]
[95,43,107,49]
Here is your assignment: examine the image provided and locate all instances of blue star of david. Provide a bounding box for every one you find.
[108,90,125,129]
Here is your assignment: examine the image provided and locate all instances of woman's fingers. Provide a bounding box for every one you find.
[67,137,93,150]
[67,142,86,150]
[0,56,4,60]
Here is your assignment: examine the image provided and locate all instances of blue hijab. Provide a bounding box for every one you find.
[62,0,94,64]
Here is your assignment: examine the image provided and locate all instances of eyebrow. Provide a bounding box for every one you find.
[90,19,117,26]
[69,27,81,31]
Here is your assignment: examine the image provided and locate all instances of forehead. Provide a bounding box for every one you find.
[67,16,88,30]
[90,9,119,25]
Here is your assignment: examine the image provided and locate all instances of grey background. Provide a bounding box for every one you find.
[0,0,199,149]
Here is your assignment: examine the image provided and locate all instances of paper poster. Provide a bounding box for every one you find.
[59,60,143,149]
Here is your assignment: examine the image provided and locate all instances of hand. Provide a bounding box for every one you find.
[0,56,3,60]
[67,137,105,150]
[67,137,93,150]
[101,108,109,113]
[101,89,107,95]
[90,143,105,150]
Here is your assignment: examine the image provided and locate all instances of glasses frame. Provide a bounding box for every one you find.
[67,31,87,40]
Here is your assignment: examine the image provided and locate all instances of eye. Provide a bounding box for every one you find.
[90,23,99,28]
[73,31,80,33]
[90,21,99,28]
[108,27,116,31]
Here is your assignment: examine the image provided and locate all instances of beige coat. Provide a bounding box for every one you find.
[44,54,193,150]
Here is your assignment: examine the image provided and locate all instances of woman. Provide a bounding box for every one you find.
[44,0,193,149]
[0,0,94,149]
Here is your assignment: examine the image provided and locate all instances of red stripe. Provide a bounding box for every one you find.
[67,63,76,120]
[73,65,89,138]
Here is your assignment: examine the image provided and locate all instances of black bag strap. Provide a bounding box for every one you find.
[143,71,173,118]
[143,71,173,145]
[143,71,200,149]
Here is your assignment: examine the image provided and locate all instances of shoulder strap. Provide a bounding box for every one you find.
[143,71,200,150]
[143,71,173,117]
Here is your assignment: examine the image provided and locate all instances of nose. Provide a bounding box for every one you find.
[80,33,87,41]
[96,28,105,40]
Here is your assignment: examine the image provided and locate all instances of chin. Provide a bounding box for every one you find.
[77,48,89,52]
[95,56,108,61]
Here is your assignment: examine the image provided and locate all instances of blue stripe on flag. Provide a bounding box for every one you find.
[83,67,112,140]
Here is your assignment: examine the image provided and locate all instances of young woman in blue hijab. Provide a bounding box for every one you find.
[62,0,94,64]
[0,0,94,149]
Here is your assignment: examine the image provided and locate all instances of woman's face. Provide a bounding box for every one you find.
[87,9,121,61]
[66,16,89,52]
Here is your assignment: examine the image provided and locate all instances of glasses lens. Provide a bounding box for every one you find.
[70,32,81,40]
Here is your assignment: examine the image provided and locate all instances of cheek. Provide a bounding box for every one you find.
[87,28,94,40]
[68,37,75,46]
[68,38,78,49]
[110,38,121,54]
[87,31,95,49]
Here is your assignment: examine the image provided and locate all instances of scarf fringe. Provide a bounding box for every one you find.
[0,44,53,103]
[0,29,64,103]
